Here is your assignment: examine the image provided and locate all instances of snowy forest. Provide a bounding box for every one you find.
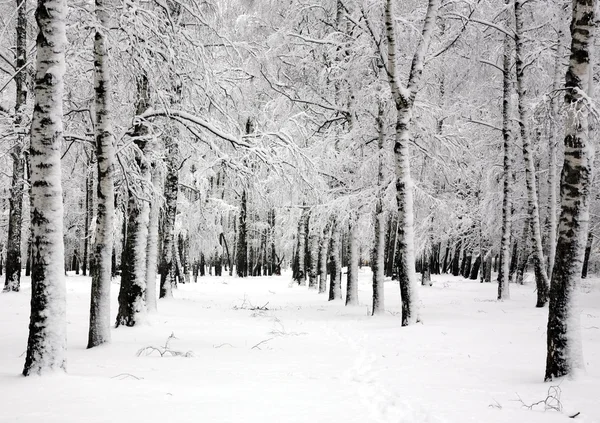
[0,0,599,421]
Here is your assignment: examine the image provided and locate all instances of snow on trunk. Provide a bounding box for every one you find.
[308,231,319,289]
[318,222,330,294]
[345,214,359,305]
[545,0,595,380]
[23,0,68,376]
[547,33,562,281]
[87,0,116,347]
[116,185,149,327]
[328,218,342,301]
[145,160,162,312]
[115,75,151,327]
[372,100,386,315]
[236,190,248,277]
[4,0,27,293]
[498,28,513,301]
[293,209,308,286]
[4,146,24,292]
[385,0,439,325]
[514,0,549,307]
[159,133,180,296]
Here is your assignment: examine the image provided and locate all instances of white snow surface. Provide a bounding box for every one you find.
[1,270,599,423]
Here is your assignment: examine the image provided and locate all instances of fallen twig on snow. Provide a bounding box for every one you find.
[513,385,563,412]
[137,332,194,358]
[111,373,144,380]
[251,338,274,350]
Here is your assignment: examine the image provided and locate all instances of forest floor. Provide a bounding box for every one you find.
[0,270,599,423]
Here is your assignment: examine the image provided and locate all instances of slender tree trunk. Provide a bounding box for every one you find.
[547,33,563,281]
[498,26,513,301]
[328,218,342,301]
[484,251,492,283]
[385,0,439,325]
[421,251,432,286]
[546,0,595,380]
[82,159,95,277]
[294,209,308,285]
[581,232,593,279]
[145,161,161,312]
[451,240,461,276]
[372,100,386,314]
[23,0,68,375]
[515,0,550,306]
[4,0,27,293]
[346,214,359,305]
[236,190,248,277]
[87,0,116,347]
[318,223,330,294]
[159,133,179,297]
[115,75,150,327]
[469,255,481,280]
[308,232,319,289]
[4,148,25,292]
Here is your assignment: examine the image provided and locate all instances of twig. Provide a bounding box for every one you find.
[111,373,144,380]
[251,338,274,350]
[213,343,234,348]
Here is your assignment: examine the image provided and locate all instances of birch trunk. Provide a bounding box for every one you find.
[372,199,386,314]
[498,28,513,301]
[82,163,92,276]
[159,133,179,297]
[4,0,27,293]
[547,33,563,281]
[372,99,385,313]
[294,209,308,285]
[581,232,593,278]
[87,0,115,347]
[545,0,595,380]
[115,75,150,327]
[318,223,330,294]
[236,190,248,277]
[514,0,550,306]
[116,189,149,326]
[23,0,67,375]
[328,218,342,301]
[145,161,161,312]
[308,232,319,289]
[346,214,359,305]
[385,0,439,325]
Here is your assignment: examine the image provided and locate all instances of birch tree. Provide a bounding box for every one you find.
[23,0,68,376]
[498,19,513,301]
[385,0,440,325]
[87,0,116,348]
[514,0,549,307]
[545,0,596,381]
[3,0,27,293]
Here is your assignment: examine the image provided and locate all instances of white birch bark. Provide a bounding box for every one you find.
[23,0,68,375]
[514,0,550,306]
[145,160,162,313]
[328,218,342,301]
[498,25,512,301]
[545,0,596,380]
[87,0,116,347]
[4,0,27,293]
[547,33,563,281]
[385,0,440,325]
[345,213,359,306]
[318,223,330,294]
[372,101,386,315]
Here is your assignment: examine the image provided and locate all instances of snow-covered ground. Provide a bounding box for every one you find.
[0,270,598,423]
